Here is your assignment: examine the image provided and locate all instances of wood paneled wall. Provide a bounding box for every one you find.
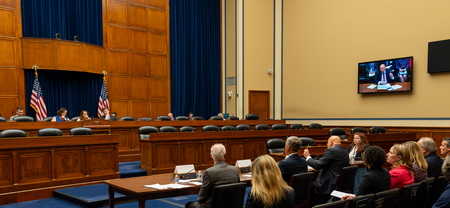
[0,0,171,119]
[105,0,170,119]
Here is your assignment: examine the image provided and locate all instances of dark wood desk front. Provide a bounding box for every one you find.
[0,135,119,194]
[105,172,251,208]
[140,129,329,174]
[358,82,411,93]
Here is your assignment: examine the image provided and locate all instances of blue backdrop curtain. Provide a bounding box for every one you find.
[21,0,103,46]
[25,70,102,119]
[170,0,221,118]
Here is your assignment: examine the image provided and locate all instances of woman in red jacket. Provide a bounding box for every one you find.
[386,143,414,189]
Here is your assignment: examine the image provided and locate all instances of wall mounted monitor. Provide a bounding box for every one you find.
[428,39,450,73]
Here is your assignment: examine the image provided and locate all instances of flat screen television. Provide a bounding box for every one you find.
[428,39,450,73]
[358,56,413,94]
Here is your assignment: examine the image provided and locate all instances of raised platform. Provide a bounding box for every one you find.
[119,161,147,178]
[53,184,126,207]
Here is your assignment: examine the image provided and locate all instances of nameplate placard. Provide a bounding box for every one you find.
[235,159,251,173]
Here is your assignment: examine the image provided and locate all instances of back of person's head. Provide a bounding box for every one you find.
[57,108,67,116]
[442,156,450,179]
[286,136,302,152]
[403,141,428,171]
[418,137,437,153]
[353,132,369,146]
[362,146,386,169]
[210,143,226,161]
[327,136,341,148]
[392,143,414,171]
[250,155,292,207]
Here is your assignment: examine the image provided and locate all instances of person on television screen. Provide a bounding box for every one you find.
[375,64,394,85]
[395,58,410,82]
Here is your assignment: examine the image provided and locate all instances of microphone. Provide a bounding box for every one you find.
[180,167,197,180]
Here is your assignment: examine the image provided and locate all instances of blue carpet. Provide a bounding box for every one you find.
[119,161,147,178]
[54,184,126,206]
[0,197,85,208]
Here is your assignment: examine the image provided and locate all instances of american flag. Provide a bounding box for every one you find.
[97,77,110,117]
[30,73,48,121]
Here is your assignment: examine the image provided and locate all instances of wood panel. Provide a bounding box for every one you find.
[21,38,55,69]
[0,8,15,37]
[0,0,15,8]
[150,101,169,118]
[149,55,167,77]
[128,0,147,5]
[129,29,148,53]
[56,41,82,71]
[148,32,166,54]
[131,101,150,119]
[0,38,15,67]
[110,100,130,117]
[129,52,148,75]
[108,50,128,74]
[54,149,85,180]
[87,147,117,177]
[149,78,167,99]
[107,1,127,25]
[16,152,52,185]
[0,68,18,95]
[178,142,202,165]
[107,25,128,50]
[249,90,270,120]
[109,75,129,99]
[83,44,107,73]
[0,97,19,121]
[128,4,148,29]
[0,154,13,187]
[148,8,166,32]
[130,77,149,99]
[152,143,177,169]
[149,0,167,9]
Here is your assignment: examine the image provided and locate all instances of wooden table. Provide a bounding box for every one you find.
[358,82,411,93]
[105,172,251,208]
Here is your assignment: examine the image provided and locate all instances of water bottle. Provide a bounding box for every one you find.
[174,174,179,184]
[197,170,202,182]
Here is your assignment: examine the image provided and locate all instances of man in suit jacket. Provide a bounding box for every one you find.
[278,136,308,183]
[418,137,443,178]
[186,143,240,208]
[99,108,117,121]
[304,136,349,206]
[375,64,395,84]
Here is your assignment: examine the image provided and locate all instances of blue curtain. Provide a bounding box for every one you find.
[21,0,103,46]
[25,70,102,119]
[170,0,221,118]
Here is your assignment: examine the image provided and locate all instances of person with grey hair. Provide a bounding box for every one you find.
[432,157,450,208]
[418,137,443,178]
[440,137,450,158]
[185,143,239,208]
[278,136,308,183]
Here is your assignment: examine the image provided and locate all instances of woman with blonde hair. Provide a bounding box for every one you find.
[403,141,428,182]
[245,155,294,208]
[386,143,414,189]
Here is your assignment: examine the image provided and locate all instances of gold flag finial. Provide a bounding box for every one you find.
[32,65,39,76]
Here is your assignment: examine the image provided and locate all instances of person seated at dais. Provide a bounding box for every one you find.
[51,108,69,122]
[77,110,91,122]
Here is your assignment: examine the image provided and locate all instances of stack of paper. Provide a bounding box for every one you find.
[145,183,191,190]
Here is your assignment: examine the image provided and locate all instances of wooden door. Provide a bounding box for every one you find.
[248,90,270,120]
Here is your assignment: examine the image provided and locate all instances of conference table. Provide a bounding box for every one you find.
[105,172,252,208]
[358,82,411,93]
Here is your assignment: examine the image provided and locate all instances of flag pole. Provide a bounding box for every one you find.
[32,65,39,76]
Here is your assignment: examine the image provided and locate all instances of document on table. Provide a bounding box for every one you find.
[391,84,402,90]
[330,190,355,198]
[145,183,191,190]
[188,181,202,185]
[367,84,377,89]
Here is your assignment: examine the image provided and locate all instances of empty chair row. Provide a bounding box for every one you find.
[0,127,94,138]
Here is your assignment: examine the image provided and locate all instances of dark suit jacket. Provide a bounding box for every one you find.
[356,167,391,196]
[278,154,308,183]
[375,69,394,84]
[307,145,349,195]
[197,160,240,208]
[425,152,443,178]
[99,115,117,121]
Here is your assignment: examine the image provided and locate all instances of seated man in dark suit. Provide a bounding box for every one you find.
[99,108,117,121]
[418,137,443,178]
[303,136,349,206]
[186,143,240,208]
[375,64,395,84]
[278,136,308,183]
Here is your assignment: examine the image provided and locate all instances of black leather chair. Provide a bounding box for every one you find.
[210,116,224,120]
[290,172,314,208]
[346,194,375,208]
[71,116,80,121]
[374,188,399,208]
[211,182,247,208]
[138,126,159,139]
[228,116,239,120]
[427,176,449,207]
[370,126,387,134]
[299,137,315,146]
[160,126,177,133]
[309,123,323,129]
[0,117,6,122]
[176,116,189,120]
[351,127,367,134]
[290,124,304,130]
[203,125,219,132]
[329,128,348,140]
[157,116,171,121]
[38,128,63,136]
[43,117,53,122]
[13,116,35,122]
[245,114,259,120]
[192,116,204,120]
[417,177,435,208]
[119,116,135,121]
[272,124,287,130]
[236,124,251,131]
[70,127,93,135]
[255,124,270,130]
[312,200,346,208]
[137,117,152,121]
[396,182,422,208]
[180,126,196,132]
[335,165,359,194]
[221,125,236,131]
[267,139,285,153]
[0,129,27,138]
